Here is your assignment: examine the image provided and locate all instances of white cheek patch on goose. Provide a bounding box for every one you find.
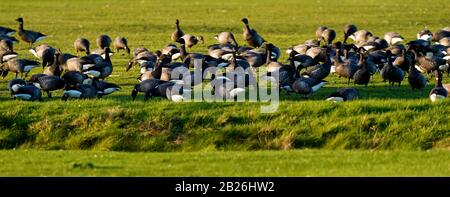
[64,90,82,98]
[14,94,32,100]
[29,49,39,58]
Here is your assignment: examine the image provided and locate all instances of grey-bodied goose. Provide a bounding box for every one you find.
[215,32,239,47]
[9,79,42,101]
[1,58,40,78]
[380,50,404,86]
[171,19,184,42]
[29,44,56,67]
[384,32,404,46]
[241,18,265,48]
[74,38,90,55]
[96,34,112,49]
[343,24,357,44]
[15,18,45,47]
[114,37,130,55]
[326,88,359,102]
[179,34,203,48]
[29,74,66,98]
[62,84,98,101]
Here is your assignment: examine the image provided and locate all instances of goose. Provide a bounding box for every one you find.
[29,74,66,98]
[161,44,180,60]
[150,81,186,102]
[8,78,27,96]
[408,54,427,90]
[321,28,336,45]
[241,18,265,48]
[126,50,158,72]
[171,19,184,42]
[114,37,130,55]
[291,76,326,97]
[61,71,89,87]
[207,44,236,60]
[96,34,112,49]
[406,39,432,55]
[43,52,62,76]
[305,46,329,64]
[0,26,16,36]
[210,77,246,100]
[0,34,19,44]
[350,29,372,44]
[333,49,358,84]
[384,32,404,46]
[15,18,45,47]
[359,36,388,51]
[1,58,40,78]
[326,88,359,102]
[315,26,328,41]
[56,52,78,66]
[417,29,433,41]
[380,50,404,86]
[215,32,239,47]
[29,44,55,67]
[0,39,14,52]
[8,79,42,101]
[365,50,387,73]
[131,78,167,101]
[388,44,405,56]
[63,57,94,73]
[177,38,205,68]
[412,50,447,74]
[85,47,113,79]
[92,47,114,59]
[429,70,447,102]
[432,30,450,42]
[81,53,104,65]
[62,84,98,101]
[241,48,265,68]
[89,77,120,97]
[263,42,281,61]
[74,38,90,55]
[393,48,413,71]
[352,48,371,87]
[289,52,314,77]
[286,44,309,55]
[179,34,204,48]
[343,24,357,43]
[302,48,332,81]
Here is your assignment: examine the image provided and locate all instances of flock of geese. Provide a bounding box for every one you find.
[1,17,450,102]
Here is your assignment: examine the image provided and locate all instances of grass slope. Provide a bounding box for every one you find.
[1,150,449,176]
[0,0,449,151]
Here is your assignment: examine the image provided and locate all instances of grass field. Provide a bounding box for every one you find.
[0,0,449,176]
[1,150,449,176]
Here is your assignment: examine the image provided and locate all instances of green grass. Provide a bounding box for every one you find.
[0,150,449,176]
[0,0,448,151]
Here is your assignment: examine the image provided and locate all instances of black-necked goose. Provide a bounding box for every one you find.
[85,47,113,79]
[287,51,314,78]
[408,51,427,90]
[432,30,450,42]
[380,50,404,86]
[392,48,413,71]
[343,24,357,44]
[15,18,45,47]
[326,88,359,102]
[161,44,180,60]
[29,44,56,67]
[286,44,309,55]
[114,37,130,55]
[29,74,66,98]
[171,19,184,42]
[210,77,246,100]
[352,48,371,87]
[131,78,166,101]
[89,77,120,97]
[8,79,42,101]
[263,43,281,62]
[291,76,326,97]
[74,38,90,55]
[429,70,447,102]
[62,84,97,101]
[241,18,265,48]
[177,38,205,68]
[126,50,158,72]
[151,81,186,102]
[215,32,239,47]
[1,58,39,78]
[61,71,89,87]
[384,32,404,46]
[0,26,16,36]
[302,48,332,81]
[96,34,112,49]
[412,50,447,74]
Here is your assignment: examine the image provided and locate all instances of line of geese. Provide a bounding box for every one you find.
[1,18,450,102]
